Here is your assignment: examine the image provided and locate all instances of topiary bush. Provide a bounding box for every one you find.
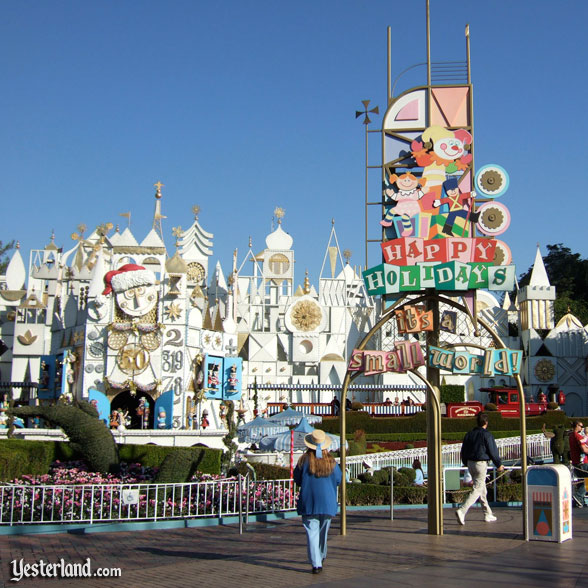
[10,401,119,474]
[348,429,367,456]
[154,448,198,483]
[439,385,465,404]
[484,403,498,412]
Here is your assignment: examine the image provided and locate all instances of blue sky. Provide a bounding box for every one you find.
[2,0,586,288]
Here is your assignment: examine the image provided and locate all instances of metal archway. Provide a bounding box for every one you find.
[339,293,527,536]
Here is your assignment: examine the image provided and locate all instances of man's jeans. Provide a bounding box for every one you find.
[459,460,492,517]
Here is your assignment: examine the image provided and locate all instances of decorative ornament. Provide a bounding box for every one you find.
[89,341,105,357]
[535,359,555,382]
[17,329,38,345]
[291,300,322,332]
[476,201,511,236]
[164,302,182,322]
[141,331,161,351]
[117,343,150,375]
[492,240,512,266]
[187,262,205,284]
[108,330,129,350]
[475,164,509,198]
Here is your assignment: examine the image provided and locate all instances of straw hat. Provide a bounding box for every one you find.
[304,429,332,451]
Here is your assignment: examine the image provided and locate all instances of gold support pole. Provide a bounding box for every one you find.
[340,375,350,535]
[364,123,369,270]
[387,26,392,104]
[516,373,528,539]
[425,295,443,535]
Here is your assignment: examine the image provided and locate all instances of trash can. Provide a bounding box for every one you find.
[526,465,572,542]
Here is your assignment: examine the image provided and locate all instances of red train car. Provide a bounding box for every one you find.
[446,387,551,418]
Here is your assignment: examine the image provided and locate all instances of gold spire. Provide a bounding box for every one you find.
[192,205,200,219]
[304,270,310,294]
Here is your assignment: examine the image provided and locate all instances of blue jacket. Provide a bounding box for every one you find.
[461,426,502,468]
[293,460,342,517]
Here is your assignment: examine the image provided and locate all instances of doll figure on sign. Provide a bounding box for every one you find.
[157,409,167,429]
[201,409,210,429]
[380,172,427,237]
[433,177,478,237]
[110,410,121,430]
[228,364,239,389]
[137,397,150,429]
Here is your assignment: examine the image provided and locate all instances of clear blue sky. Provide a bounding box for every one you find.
[2,0,586,288]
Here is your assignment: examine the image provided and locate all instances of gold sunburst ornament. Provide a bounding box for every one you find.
[535,359,555,382]
[291,300,322,331]
[164,303,182,322]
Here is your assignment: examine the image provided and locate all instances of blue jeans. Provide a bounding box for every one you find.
[302,515,332,568]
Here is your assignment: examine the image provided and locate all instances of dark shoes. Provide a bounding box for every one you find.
[312,567,322,574]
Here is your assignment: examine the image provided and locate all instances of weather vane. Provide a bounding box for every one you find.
[355,100,379,125]
[172,226,183,248]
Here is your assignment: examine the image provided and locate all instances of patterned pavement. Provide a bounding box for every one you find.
[1,507,588,587]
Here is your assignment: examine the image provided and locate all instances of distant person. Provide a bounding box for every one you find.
[345,398,352,411]
[455,412,504,525]
[393,396,400,406]
[294,429,342,575]
[331,396,340,416]
[412,459,425,486]
[384,397,392,406]
[569,420,588,507]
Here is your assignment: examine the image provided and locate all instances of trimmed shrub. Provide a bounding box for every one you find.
[484,403,498,411]
[120,444,221,475]
[10,401,119,474]
[155,448,198,483]
[345,483,427,505]
[399,467,416,484]
[547,402,559,410]
[348,429,367,456]
[351,402,364,411]
[439,385,465,404]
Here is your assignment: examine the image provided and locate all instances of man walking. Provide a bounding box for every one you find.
[455,412,504,525]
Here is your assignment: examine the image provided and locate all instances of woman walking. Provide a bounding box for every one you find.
[293,429,342,575]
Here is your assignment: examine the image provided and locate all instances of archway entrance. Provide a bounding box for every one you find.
[111,391,155,429]
[339,293,527,536]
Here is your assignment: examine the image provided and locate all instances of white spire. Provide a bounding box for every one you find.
[529,244,550,287]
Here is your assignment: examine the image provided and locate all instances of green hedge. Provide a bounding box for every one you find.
[0,440,77,481]
[0,440,222,481]
[323,410,569,436]
[119,444,221,476]
[446,484,522,504]
[345,483,428,505]
[439,385,465,404]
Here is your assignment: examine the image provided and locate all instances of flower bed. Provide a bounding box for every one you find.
[0,461,296,525]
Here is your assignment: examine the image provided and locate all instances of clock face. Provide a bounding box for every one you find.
[187,262,205,284]
[535,359,555,382]
[116,285,158,317]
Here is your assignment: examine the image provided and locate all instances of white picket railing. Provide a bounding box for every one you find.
[342,434,551,479]
[0,477,296,527]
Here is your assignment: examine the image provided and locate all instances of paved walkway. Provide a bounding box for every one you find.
[1,506,588,587]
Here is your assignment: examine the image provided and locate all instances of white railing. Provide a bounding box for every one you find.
[0,477,296,527]
[342,434,551,479]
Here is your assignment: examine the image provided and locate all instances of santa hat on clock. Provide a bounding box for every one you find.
[102,264,156,296]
